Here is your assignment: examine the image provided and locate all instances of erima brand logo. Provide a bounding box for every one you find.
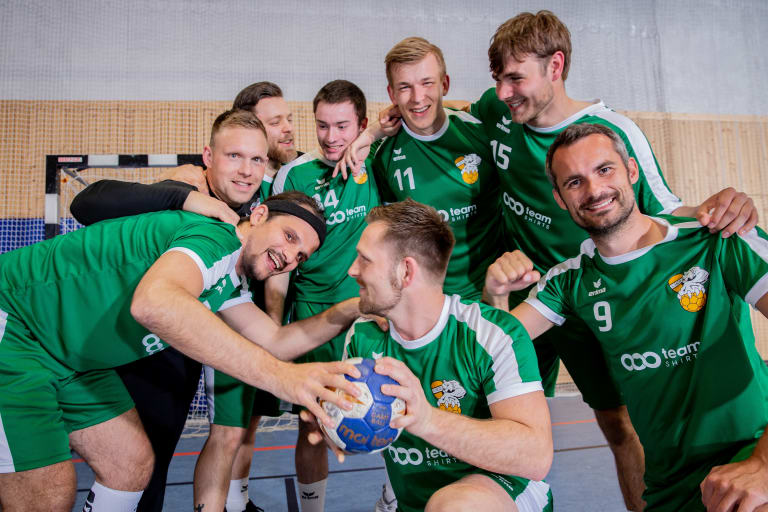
[503,192,551,229]
[301,491,318,501]
[387,446,459,467]
[83,490,95,512]
[589,278,606,297]
[372,351,383,359]
[496,116,512,133]
[314,178,329,190]
[393,148,406,161]
[437,204,477,223]
[620,342,701,372]
[431,379,466,414]
[326,205,367,225]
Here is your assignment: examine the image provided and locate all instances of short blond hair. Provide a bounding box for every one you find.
[488,10,572,81]
[385,37,446,85]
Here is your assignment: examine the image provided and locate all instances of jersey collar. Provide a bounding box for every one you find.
[402,108,451,142]
[525,100,604,134]
[388,295,450,349]
[596,216,679,265]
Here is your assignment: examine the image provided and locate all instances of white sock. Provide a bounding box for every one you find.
[383,471,397,503]
[298,478,327,512]
[81,481,143,512]
[226,477,249,512]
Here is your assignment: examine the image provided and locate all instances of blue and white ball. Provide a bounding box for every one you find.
[320,357,406,454]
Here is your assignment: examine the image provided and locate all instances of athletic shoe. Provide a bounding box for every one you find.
[224,501,264,512]
[373,484,397,512]
[245,500,265,512]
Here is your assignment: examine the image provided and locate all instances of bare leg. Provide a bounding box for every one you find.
[295,416,328,484]
[231,415,261,480]
[0,461,76,512]
[194,424,246,511]
[69,408,154,492]
[425,474,519,512]
[594,406,646,511]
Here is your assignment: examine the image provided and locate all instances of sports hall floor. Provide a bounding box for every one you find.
[72,395,627,511]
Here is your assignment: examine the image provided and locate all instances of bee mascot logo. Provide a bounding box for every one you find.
[431,379,467,414]
[668,266,709,312]
[454,154,481,184]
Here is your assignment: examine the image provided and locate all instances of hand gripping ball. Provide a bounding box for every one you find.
[319,357,406,454]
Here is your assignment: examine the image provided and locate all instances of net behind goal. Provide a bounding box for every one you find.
[47,153,298,437]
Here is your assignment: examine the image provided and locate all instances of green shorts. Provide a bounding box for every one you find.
[482,471,553,512]
[0,307,133,472]
[643,438,759,512]
[510,287,624,410]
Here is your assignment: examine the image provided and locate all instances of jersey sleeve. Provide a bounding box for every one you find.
[720,227,768,306]
[468,87,498,124]
[371,142,398,204]
[165,220,242,292]
[475,306,543,404]
[524,261,577,326]
[70,179,195,225]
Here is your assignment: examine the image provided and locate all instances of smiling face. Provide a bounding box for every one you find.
[494,53,556,127]
[387,52,449,136]
[315,100,366,162]
[347,221,403,316]
[252,96,297,165]
[240,208,320,281]
[203,126,268,207]
[550,133,639,236]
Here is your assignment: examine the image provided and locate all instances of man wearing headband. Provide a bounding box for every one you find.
[0,174,366,512]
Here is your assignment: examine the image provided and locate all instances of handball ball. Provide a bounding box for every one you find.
[319,357,406,454]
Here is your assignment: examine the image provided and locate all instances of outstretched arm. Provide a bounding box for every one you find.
[333,105,402,179]
[131,251,360,426]
[376,357,552,480]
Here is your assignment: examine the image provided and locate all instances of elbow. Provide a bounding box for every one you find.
[131,286,160,331]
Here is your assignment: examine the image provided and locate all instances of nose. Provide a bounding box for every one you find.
[413,85,425,104]
[348,257,360,278]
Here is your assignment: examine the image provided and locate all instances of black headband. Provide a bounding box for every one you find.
[265,200,326,246]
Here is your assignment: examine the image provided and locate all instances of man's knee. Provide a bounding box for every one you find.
[0,461,77,512]
[208,424,249,454]
[426,479,516,512]
[594,406,638,446]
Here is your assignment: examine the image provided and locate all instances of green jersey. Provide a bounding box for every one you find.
[344,294,543,512]
[272,148,380,302]
[259,174,273,202]
[527,216,768,511]
[471,88,681,272]
[0,211,252,372]
[372,109,503,300]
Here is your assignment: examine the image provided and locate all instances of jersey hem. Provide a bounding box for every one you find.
[524,298,565,326]
[486,381,543,405]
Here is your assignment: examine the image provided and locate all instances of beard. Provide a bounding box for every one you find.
[359,269,403,316]
[571,191,636,238]
[268,142,297,166]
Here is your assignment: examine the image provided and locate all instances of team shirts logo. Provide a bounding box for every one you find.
[667,266,709,312]
[430,379,466,413]
[454,154,481,184]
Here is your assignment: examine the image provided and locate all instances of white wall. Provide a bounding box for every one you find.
[1,0,766,114]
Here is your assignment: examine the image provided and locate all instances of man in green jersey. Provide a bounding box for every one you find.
[485,123,768,512]
[0,111,366,512]
[336,199,552,512]
[269,79,380,512]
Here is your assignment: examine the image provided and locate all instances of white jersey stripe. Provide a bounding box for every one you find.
[515,479,552,512]
[525,297,566,326]
[272,152,318,195]
[740,229,768,305]
[449,296,540,404]
[0,308,12,473]
[592,109,682,213]
[203,365,216,423]
[164,247,241,292]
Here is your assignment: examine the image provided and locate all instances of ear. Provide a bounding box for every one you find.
[249,204,269,226]
[202,145,213,168]
[387,84,396,104]
[627,157,640,185]
[359,117,369,134]
[441,73,450,96]
[552,187,567,211]
[549,51,566,82]
[401,256,419,288]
